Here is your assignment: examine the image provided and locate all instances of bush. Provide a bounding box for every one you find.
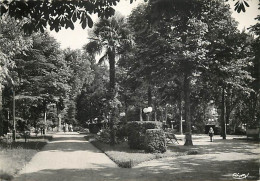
[127,121,162,150]
[144,129,167,153]
[96,128,111,144]
[116,123,128,142]
[89,124,101,134]
[117,160,134,168]
[96,124,128,144]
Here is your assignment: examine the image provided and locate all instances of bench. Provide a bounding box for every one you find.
[164,129,179,144]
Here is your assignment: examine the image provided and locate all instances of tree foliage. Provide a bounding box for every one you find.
[0,0,250,34]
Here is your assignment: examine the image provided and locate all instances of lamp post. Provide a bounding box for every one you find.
[119,112,126,117]
[143,107,153,121]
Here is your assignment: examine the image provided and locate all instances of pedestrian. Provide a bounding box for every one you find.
[208,127,214,142]
[63,123,65,133]
[65,123,68,132]
[69,124,73,132]
[68,124,71,132]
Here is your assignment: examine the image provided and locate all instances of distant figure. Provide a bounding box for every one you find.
[65,123,68,132]
[69,124,73,132]
[208,127,214,142]
[63,123,65,133]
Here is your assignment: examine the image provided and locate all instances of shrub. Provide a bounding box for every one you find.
[116,123,128,142]
[89,124,100,134]
[118,160,134,168]
[144,129,167,153]
[127,121,162,150]
[96,128,111,144]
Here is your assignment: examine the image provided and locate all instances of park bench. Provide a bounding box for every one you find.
[164,129,179,144]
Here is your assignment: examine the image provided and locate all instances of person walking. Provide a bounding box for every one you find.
[208,127,214,142]
[63,123,65,133]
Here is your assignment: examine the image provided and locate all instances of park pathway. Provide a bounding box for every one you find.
[14,132,119,181]
[14,133,259,181]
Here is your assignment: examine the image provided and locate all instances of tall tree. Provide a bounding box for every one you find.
[0,15,32,135]
[200,1,254,138]
[0,0,249,34]
[63,48,92,126]
[76,65,109,126]
[11,32,71,132]
[129,1,209,145]
[85,14,132,145]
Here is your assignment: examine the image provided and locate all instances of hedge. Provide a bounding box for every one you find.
[145,129,167,153]
[127,121,162,150]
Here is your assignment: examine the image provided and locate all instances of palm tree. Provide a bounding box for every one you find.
[85,14,132,145]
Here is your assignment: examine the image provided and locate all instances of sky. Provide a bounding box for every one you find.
[49,0,260,50]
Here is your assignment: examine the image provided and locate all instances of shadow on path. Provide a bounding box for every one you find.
[14,133,259,181]
[14,157,259,181]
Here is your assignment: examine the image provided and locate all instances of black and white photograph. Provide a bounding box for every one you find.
[0,0,259,180]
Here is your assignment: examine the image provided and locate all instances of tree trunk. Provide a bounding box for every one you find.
[12,88,16,141]
[56,102,62,132]
[148,85,152,107]
[124,95,128,122]
[44,107,47,134]
[139,107,143,121]
[154,101,157,121]
[109,50,116,94]
[178,98,183,135]
[108,48,116,145]
[184,72,193,146]
[147,85,152,121]
[165,105,168,124]
[221,87,227,139]
[250,92,258,126]
[58,111,61,132]
[0,85,3,136]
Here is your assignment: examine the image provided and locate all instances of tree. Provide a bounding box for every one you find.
[127,0,255,144]
[76,65,109,126]
[200,1,255,138]
[85,14,132,145]
[244,1,260,129]
[117,53,148,122]
[10,32,71,132]
[0,0,250,34]
[0,15,32,135]
[63,48,93,126]
[129,1,210,145]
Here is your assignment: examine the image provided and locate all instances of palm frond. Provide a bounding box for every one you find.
[98,51,108,64]
[83,41,102,55]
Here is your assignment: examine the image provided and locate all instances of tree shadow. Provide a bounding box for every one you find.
[40,135,101,153]
[14,157,259,181]
[168,138,259,155]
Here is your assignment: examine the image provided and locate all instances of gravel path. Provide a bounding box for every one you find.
[13,133,259,181]
[14,132,118,181]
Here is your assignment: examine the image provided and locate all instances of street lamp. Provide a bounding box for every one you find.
[143,107,153,121]
[119,112,126,117]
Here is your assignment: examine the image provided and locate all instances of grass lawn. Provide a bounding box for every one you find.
[0,134,53,181]
[90,139,187,168]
